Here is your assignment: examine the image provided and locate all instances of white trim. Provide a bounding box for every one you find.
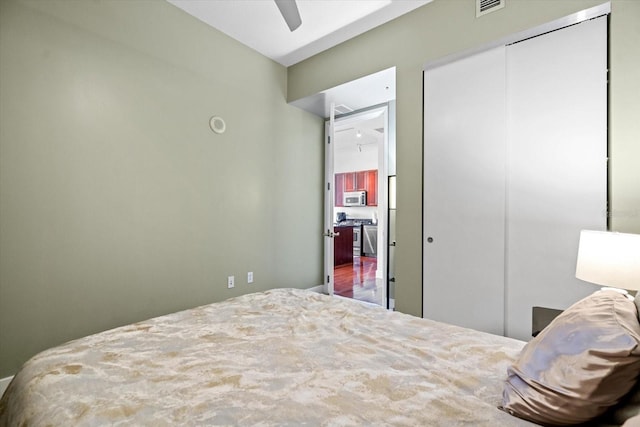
[307,285,325,293]
[0,376,13,396]
[424,2,610,71]
[323,112,335,297]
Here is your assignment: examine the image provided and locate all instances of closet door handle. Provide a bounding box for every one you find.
[427,237,434,243]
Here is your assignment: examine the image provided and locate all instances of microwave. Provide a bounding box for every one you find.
[344,191,367,207]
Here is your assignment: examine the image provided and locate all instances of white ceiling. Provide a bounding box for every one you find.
[166,0,431,67]
[335,111,385,153]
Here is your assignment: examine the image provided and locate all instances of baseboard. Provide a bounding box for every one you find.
[0,376,13,396]
[307,285,325,294]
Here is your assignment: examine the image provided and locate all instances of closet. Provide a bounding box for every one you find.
[423,15,607,341]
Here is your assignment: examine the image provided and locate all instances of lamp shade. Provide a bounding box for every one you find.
[576,230,640,291]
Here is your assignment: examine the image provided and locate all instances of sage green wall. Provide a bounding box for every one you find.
[610,0,640,233]
[288,0,640,318]
[0,0,323,377]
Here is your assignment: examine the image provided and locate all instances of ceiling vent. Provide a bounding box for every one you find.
[476,0,505,17]
[334,104,354,115]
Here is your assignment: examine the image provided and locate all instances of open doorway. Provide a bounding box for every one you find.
[291,67,396,309]
[332,108,387,305]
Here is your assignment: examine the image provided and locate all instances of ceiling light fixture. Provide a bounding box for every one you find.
[356,130,362,138]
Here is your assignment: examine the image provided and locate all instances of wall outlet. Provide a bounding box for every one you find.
[227,276,235,289]
[247,272,254,284]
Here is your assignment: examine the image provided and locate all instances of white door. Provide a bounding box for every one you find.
[423,46,507,335]
[323,104,336,296]
[422,15,607,339]
[505,17,607,340]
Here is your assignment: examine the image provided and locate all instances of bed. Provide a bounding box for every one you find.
[0,288,626,426]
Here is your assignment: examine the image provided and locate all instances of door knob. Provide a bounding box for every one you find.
[427,237,434,243]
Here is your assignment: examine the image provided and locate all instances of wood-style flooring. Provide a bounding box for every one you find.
[334,256,378,302]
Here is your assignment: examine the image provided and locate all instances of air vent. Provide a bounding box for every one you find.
[334,104,354,115]
[476,0,505,17]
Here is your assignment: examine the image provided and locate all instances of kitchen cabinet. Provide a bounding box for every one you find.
[334,226,353,266]
[344,171,367,192]
[334,169,377,207]
[364,170,377,206]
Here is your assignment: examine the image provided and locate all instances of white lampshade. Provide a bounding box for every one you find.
[576,230,640,291]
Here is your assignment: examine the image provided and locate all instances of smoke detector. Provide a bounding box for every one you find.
[476,0,505,17]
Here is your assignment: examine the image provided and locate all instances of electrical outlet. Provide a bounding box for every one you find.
[227,276,234,289]
[247,272,253,284]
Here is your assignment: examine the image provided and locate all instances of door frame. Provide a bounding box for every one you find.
[324,104,390,308]
[323,104,336,296]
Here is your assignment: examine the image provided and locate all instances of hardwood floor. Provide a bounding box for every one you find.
[334,256,380,304]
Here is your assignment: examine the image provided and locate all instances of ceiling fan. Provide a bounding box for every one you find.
[274,0,302,32]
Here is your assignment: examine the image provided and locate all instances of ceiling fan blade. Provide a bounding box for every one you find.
[274,0,302,32]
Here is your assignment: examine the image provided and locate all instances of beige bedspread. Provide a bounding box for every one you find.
[0,288,534,426]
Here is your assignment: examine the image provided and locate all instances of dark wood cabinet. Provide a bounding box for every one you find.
[344,173,356,192]
[364,170,377,206]
[334,169,378,207]
[334,226,353,266]
[355,171,366,191]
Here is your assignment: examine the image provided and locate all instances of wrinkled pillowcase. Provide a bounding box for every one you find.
[501,290,640,426]
[602,295,640,425]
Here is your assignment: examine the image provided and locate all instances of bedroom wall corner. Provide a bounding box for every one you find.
[0,0,324,377]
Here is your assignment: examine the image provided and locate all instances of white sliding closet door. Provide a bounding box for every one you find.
[423,15,607,339]
[505,17,607,340]
[423,47,506,335]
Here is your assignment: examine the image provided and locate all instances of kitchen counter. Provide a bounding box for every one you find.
[335,219,375,260]
[334,219,375,227]
[333,226,354,266]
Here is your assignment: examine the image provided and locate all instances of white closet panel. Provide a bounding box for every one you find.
[422,16,607,340]
[423,47,506,335]
[505,17,607,340]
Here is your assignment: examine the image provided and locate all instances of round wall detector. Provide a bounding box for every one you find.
[209,116,226,134]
